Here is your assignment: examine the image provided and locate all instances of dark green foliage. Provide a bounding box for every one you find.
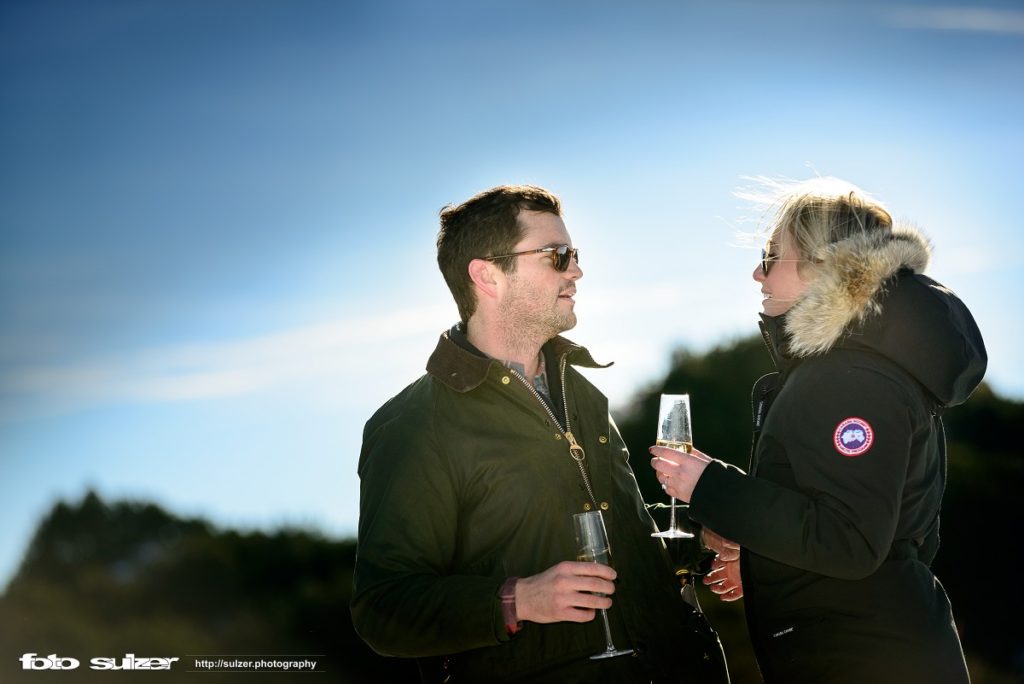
[0,493,417,683]
[935,385,1024,682]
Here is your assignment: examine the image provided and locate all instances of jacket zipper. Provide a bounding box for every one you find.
[507,355,599,507]
[760,325,778,368]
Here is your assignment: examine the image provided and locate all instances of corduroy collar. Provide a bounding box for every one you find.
[426,324,610,393]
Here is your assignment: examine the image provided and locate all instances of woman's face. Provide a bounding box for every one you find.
[753,228,811,316]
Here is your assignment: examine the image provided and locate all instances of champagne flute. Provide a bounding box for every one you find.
[573,510,634,659]
[651,393,696,539]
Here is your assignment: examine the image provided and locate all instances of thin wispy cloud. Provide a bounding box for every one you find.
[0,276,754,424]
[0,305,452,423]
[887,6,1024,35]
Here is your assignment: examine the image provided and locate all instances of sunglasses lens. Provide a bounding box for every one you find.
[554,245,574,272]
[761,248,770,276]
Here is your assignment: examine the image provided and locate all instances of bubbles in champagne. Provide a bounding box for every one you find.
[577,549,610,565]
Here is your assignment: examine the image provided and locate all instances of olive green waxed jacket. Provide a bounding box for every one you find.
[351,328,728,683]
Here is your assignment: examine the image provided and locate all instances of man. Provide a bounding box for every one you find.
[351,184,729,682]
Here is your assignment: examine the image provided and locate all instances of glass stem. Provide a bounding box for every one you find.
[599,609,616,651]
[668,497,678,531]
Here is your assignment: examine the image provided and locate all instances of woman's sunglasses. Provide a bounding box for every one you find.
[484,244,580,272]
[760,248,806,276]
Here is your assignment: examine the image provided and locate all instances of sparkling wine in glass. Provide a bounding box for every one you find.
[573,510,634,659]
[651,393,696,539]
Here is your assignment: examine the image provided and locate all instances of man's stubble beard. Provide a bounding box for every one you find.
[498,276,577,351]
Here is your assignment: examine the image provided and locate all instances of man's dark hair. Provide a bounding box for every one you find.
[437,184,562,323]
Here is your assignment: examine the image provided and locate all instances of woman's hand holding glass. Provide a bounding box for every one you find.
[649,444,713,503]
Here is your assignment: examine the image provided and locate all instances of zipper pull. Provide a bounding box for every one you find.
[565,431,586,462]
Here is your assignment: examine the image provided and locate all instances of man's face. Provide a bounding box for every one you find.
[498,210,583,340]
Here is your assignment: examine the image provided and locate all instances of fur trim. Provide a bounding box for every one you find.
[786,226,932,357]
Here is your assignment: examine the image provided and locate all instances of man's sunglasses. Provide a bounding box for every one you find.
[483,244,580,272]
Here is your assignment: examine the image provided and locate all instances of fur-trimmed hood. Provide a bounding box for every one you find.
[786,226,932,357]
[763,225,987,407]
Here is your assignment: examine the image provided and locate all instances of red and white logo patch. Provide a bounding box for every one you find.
[833,417,874,457]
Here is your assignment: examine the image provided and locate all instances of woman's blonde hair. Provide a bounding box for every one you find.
[739,176,894,275]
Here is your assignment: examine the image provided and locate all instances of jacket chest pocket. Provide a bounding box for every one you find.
[458,434,591,512]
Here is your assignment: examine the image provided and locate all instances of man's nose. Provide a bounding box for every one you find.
[565,256,583,280]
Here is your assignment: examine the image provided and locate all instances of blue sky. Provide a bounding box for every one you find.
[2,0,1022,588]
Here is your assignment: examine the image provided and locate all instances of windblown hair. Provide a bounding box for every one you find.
[740,176,894,273]
[779,178,894,273]
[437,184,561,323]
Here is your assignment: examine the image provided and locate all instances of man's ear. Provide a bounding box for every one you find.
[467,258,501,301]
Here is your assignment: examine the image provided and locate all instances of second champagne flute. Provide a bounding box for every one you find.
[651,393,696,539]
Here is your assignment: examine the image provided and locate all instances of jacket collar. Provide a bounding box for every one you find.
[758,312,790,369]
[426,324,611,393]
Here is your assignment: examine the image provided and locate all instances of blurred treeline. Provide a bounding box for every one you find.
[0,491,418,683]
[0,335,1020,683]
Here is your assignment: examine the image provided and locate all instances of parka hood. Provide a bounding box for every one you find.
[772,226,987,407]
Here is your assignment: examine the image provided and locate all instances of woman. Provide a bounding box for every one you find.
[651,178,986,683]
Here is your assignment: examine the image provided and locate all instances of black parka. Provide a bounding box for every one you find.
[688,227,986,683]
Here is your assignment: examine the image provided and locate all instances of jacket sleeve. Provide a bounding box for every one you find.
[350,398,507,657]
[689,362,914,580]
